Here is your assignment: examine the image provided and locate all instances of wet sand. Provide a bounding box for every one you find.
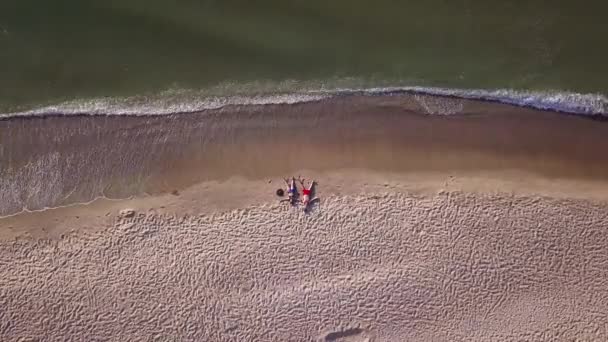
[2,95,608,218]
[1,95,608,341]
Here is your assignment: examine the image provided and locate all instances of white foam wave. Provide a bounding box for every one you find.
[342,86,608,116]
[1,86,607,119]
[1,93,332,118]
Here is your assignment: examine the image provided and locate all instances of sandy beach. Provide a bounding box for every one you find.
[2,95,608,341]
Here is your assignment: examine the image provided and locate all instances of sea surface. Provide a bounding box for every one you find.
[1,0,608,116]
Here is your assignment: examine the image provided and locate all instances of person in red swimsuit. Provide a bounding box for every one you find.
[298,177,318,211]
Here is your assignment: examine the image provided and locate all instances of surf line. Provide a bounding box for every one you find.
[0,194,137,220]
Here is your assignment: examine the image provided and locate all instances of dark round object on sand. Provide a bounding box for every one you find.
[276,188,285,197]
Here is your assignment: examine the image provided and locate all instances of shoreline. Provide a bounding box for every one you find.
[2,93,608,234]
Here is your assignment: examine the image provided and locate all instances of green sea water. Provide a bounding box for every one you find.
[1,0,607,112]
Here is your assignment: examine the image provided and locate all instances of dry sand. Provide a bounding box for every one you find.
[2,183,608,341]
[2,95,608,341]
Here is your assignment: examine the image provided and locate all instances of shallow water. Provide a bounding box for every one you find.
[1,1,607,112]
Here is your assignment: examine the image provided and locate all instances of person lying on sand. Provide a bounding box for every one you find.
[279,177,298,205]
[298,177,319,211]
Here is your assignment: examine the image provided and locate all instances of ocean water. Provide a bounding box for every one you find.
[1,1,607,115]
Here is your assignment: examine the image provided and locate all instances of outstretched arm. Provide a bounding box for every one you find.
[290,177,297,190]
[307,180,316,191]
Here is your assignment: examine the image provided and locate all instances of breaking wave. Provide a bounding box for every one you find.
[1,85,607,119]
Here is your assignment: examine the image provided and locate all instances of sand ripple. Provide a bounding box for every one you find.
[1,192,608,341]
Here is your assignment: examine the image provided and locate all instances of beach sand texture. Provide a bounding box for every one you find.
[2,95,608,341]
[2,193,608,341]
